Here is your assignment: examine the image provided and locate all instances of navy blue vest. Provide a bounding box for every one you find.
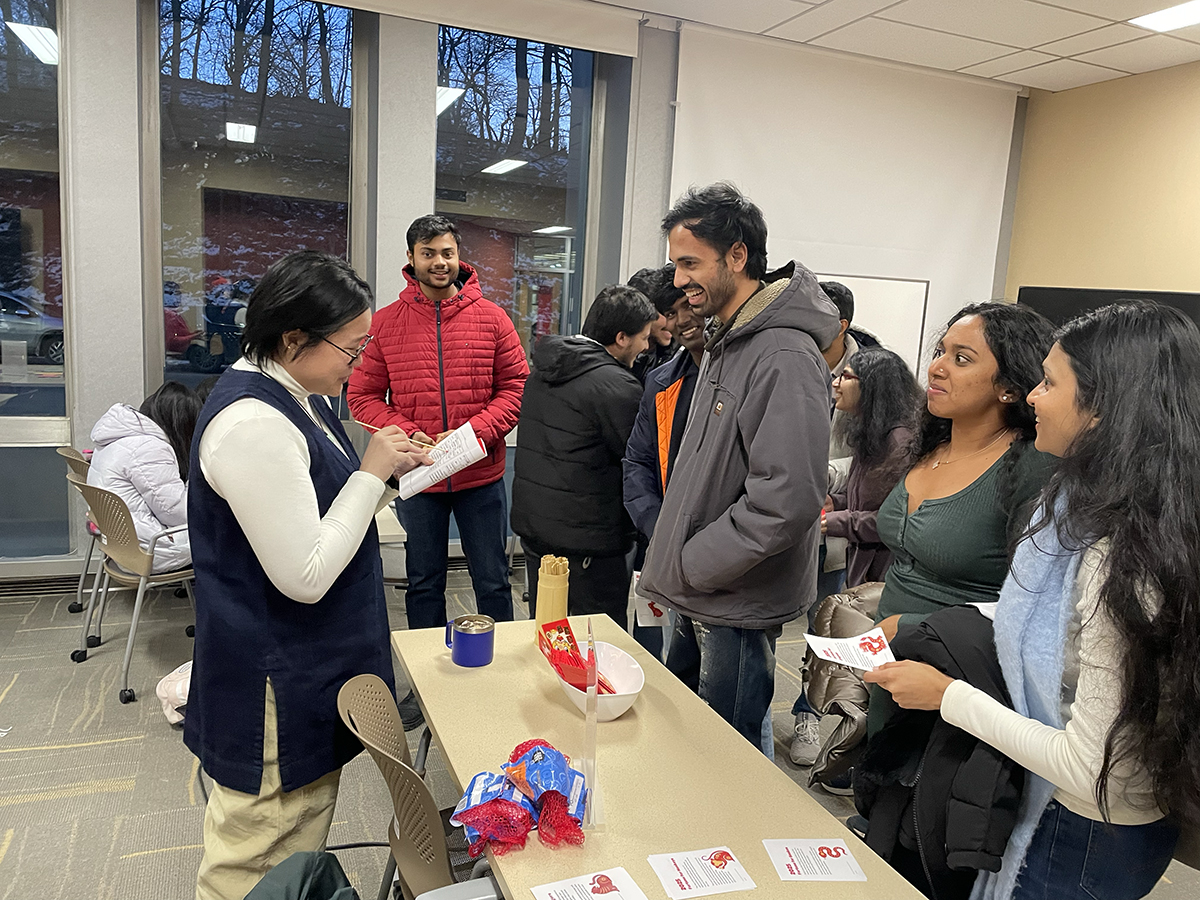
[183,368,395,793]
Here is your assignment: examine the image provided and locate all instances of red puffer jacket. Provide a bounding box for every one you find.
[347,263,529,492]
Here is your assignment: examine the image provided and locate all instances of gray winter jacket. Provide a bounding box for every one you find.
[638,261,842,629]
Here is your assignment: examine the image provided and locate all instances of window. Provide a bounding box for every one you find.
[0,0,63,418]
[159,0,353,386]
[435,27,593,355]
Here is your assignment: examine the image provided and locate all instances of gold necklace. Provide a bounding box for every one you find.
[929,428,1012,470]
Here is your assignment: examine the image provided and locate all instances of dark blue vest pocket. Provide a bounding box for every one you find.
[1080,815,1179,900]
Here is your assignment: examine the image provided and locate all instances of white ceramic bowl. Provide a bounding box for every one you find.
[554,641,645,722]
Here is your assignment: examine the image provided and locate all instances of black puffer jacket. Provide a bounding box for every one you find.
[855,605,1023,900]
[511,335,642,557]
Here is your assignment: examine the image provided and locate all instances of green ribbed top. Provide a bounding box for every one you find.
[876,445,1054,628]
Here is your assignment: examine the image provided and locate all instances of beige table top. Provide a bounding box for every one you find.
[391,617,924,900]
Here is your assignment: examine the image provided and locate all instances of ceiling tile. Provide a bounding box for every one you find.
[766,0,902,43]
[878,0,1107,48]
[1031,1,1175,20]
[997,57,1128,90]
[810,17,1015,70]
[960,49,1057,77]
[1076,33,1200,72]
[1152,22,1200,45]
[1035,22,1149,55]
[631,0,816,33]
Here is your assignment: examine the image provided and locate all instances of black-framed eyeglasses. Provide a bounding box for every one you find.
[323,334,374,362]
[833,371,859,384]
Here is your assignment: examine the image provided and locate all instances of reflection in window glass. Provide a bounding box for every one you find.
[0,446,69,556]
[159,1,352,386]
[436,27,593,357]
[0,0,65,417]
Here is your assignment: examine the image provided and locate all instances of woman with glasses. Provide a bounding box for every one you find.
[184,251,431,900]
[822,348,921,586]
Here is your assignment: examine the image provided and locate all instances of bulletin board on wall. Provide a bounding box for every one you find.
[815,273,930,375]
[1019,286,1200,327]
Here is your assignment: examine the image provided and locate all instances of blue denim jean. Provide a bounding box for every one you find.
[1012,800,1179,900]
[396,479,514,630]
[665,614,782,755]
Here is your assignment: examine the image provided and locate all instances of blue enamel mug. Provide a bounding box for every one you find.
[445,614,495,667]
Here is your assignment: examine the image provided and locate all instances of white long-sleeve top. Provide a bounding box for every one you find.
[940,544,1162,825]
[198,358,397,604]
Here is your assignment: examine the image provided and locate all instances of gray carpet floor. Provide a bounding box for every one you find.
[0,570,1194,899]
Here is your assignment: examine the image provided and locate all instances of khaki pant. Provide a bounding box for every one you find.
[196,679,342,900]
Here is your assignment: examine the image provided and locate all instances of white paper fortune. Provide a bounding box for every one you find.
[398,421,487,499]
[762,839,867,882]
[802,627,896,671]
[632,571,671,627]
[647,847,756,900]
[530,867,650,900]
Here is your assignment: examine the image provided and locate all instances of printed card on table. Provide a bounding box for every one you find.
[531,867,650,900]
[762,839,867,882]
[632,571,671,627]
[647,847,756,900]
[802,627,895,671]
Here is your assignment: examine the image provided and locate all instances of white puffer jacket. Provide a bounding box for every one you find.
[87,404,191,573]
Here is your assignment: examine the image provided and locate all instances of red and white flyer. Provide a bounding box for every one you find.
[761,839,867,882]
[646,847,756,900]
[530,867,649,900]
[802,627,895,671]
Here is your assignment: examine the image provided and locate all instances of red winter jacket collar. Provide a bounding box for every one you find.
[347,262,529,493]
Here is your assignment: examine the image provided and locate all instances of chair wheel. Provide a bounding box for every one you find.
[70,648,87,663]
[86,634,101,648]
[186,625,195,638]
[68,601,84,613]
[119,688,135,704]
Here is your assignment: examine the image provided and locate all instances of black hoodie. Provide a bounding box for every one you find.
[511,335,643,556]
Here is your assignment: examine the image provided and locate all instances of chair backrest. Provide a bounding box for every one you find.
[66,472,153,577]
[337,675,454,898]
[56,446,90,478]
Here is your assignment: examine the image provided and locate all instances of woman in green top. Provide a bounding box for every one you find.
[866,303,1055,742]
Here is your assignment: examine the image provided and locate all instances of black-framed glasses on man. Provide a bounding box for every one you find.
[833,371,859,384]
[323,334,374,362]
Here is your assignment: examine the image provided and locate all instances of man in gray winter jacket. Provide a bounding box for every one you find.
[639,183,841,751]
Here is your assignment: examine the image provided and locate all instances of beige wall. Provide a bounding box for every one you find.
[1005,61,1200,301]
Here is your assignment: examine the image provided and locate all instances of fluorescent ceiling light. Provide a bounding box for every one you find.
[1131,1,1200,31]
[6,22,58,65]
[481,159,528,175]
[534,226,572,234]
[436,86,465,115]
[225,122,257,144]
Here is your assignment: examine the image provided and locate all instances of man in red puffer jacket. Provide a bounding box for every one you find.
[349,215,528,641]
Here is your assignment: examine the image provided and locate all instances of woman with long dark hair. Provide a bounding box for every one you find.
[185,251,431,900]
[874,303,1056,645]
[822,347,921,586]
[88,381,202,572]
[868,301,1196,899]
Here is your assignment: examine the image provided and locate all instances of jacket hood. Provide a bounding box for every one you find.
[711,261,842,353]
[399,261,483,316]
[90,403,167,448]
[532,335,623,386]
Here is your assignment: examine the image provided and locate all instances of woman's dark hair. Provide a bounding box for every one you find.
[139,381,202,481]
[241,251,373,365]
[916,302,1055,540]
[916,302,1055,458]
[1029,301,1200,823]
[582,284,658,346]
[834,348,921,471]
[661,182,768,281]
[194,375,220,405]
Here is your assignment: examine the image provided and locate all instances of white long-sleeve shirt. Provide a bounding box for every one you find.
[198,358,397,604]
[940,544,1162,825]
